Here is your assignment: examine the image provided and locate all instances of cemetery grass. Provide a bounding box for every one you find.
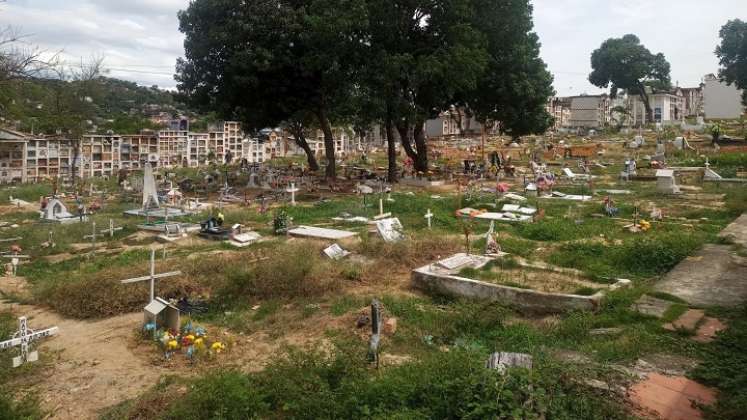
[691,305,747,419]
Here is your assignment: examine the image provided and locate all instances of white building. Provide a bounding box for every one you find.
[703,74,745,120]
[628,90,685,126]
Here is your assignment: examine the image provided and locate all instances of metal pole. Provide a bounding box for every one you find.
[149,249,155,302]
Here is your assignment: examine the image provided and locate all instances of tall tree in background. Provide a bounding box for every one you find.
[176,0,366,180]
[716,19,747,106]
[589,34,671,123]
[364,0,486,173]
[465,0,554,143]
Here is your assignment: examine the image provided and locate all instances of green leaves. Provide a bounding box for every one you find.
[716,19,747,106]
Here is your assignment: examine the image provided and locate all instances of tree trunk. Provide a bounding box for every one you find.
[396,122,417,161]
[385,114,398,183]
[292,130,319,171]
[71,139,80,187]
[315,108,336,180]
[412,120,429,173]
[638,84,653,124]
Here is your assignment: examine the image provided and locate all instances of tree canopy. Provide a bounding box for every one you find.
[176,0,554,179]
[589,34,671,123]
[716,19,747,106]
[177,0,367,178]
[465,0,554,141]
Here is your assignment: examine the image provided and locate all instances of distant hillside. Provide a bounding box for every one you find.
[0,76,203,135]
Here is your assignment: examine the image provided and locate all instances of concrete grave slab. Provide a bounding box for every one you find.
[654,244,747,307]
[718,213,747,247]
[288,226,357,240]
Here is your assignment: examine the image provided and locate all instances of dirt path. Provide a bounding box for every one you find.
[0,276,171,419]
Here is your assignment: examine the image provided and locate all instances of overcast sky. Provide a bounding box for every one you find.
[1,0,745,96]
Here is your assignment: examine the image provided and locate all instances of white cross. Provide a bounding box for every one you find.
[2,253,30,277]
[84,221,99,255]
[100,219,123,238]
[0,237,22,243]
[424,209,434,229]
[286,182,300,206]
[0,316,58,368]
[120,249,182,303]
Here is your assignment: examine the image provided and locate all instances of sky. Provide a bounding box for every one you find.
[0,0,745,96]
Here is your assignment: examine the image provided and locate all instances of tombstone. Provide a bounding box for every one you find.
[0,316,59,368]
[323,244,351,260]
[142,163,160,210]
[373,198,392,220]
[620,159,637,181]
[367,299,383,365]
[248,173,260,189]
[656,169,681,194]
[484,221,502,256]
[486,352,533,374]
[703,158,723,181]
[376,218,405,243]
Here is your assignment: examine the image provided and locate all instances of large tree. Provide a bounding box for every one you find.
[176,0,366,179]
[465,0,554,143]
[589,34,671,124]
[364,0,486,173]
[716,19,747,106]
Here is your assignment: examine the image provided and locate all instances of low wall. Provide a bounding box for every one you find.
[412,266,618,313]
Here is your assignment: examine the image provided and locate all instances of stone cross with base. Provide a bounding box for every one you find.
[286,182,300,206]
[119,249,182,303]
[424,209,434,229]
[0,316,59,367]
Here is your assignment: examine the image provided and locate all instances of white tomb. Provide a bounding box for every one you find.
[656,169,681,194]
[39,198,83,223]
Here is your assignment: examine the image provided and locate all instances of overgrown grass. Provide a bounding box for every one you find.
[691,305,747,420]
[548,230,707,280]
[109,345,628,419]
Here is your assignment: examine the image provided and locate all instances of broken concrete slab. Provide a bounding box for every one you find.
[692,317,727,343]
[631,295,675,318]
[718,213,747,247]
[655,244,747,307]
[628,373,716,420]
[486,352,532,373]
[663,309,704,332]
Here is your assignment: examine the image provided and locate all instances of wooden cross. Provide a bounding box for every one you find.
[120,249,181,303]
[424,209,434,229]
[0,316,58,367]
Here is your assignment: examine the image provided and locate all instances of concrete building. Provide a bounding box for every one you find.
[0,121,251,184]
[424,109,484,138]
[568,95,610,129]
[628,90,685,126]
[546,97,572,129]
[680,86,704,117]
[703,74,745,120]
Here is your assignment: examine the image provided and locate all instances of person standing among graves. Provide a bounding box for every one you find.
[216,211,225,227]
